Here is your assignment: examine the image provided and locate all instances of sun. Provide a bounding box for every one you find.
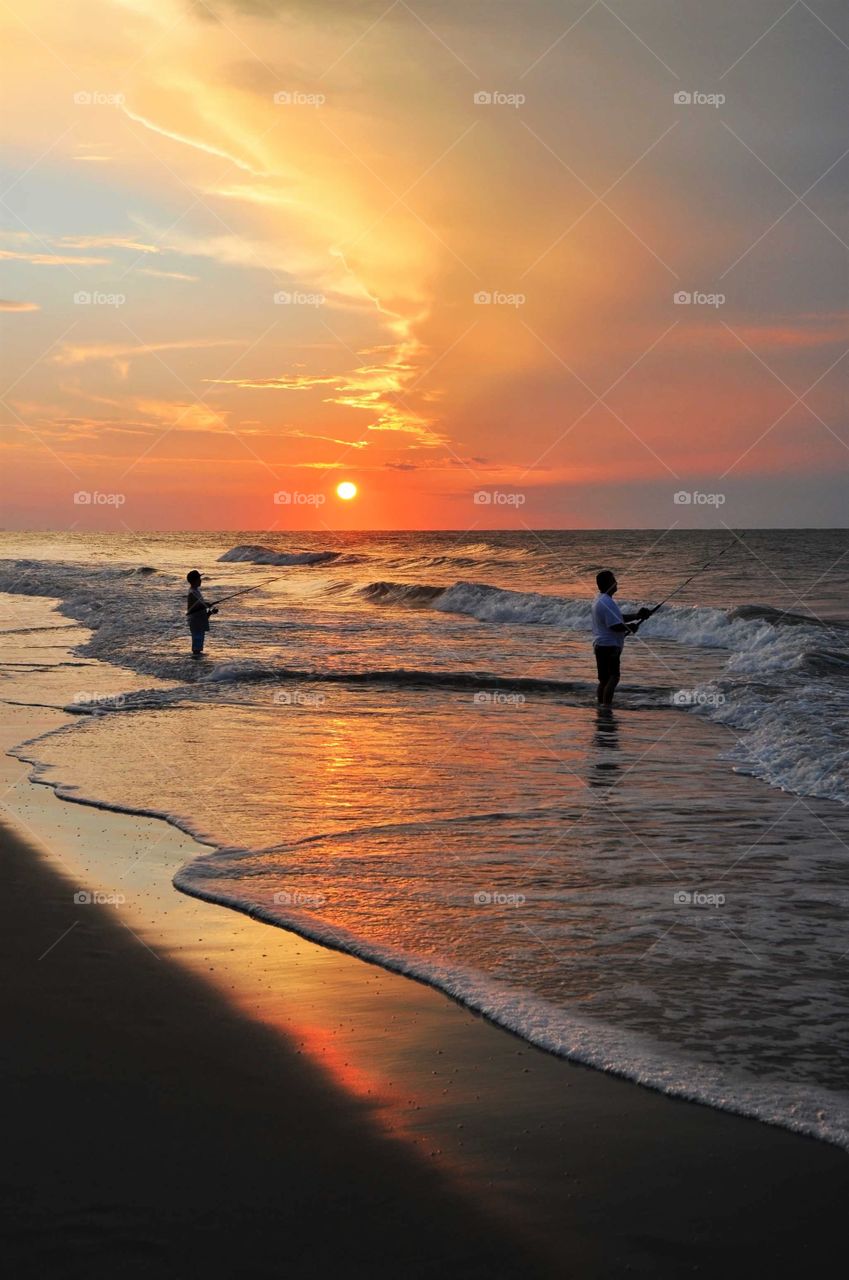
[336,481,358,501]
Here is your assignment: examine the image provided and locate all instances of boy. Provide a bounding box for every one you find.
[186,570,218,658]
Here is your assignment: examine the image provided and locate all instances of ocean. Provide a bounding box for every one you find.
[2,528,849,1147]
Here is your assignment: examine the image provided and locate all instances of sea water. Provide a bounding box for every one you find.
[2,529,848,1146]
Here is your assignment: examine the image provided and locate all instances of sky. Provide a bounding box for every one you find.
[0,0,847,530]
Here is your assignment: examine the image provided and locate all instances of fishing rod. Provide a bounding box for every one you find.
[207,577,282,606]
[171,575,283,640]
[641,535,738,621]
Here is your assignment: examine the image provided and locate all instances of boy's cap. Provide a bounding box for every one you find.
[186,570,202,583]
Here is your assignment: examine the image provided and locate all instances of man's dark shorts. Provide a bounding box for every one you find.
[594,645,621,683]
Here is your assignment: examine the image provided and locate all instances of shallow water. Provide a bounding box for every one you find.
[2,529,848,1146]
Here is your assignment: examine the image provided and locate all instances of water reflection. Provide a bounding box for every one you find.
[590,708,620,787]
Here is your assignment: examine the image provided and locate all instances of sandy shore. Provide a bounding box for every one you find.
[1,815,557,1278]
[3,595,849,1276]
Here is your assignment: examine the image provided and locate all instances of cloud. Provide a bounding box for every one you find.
[0,300,40,312]
[0,249,111,266]
[132,397,234,433]
[207,374,337,391]
[292,459,347,469]
[680,315,849,351]
[122,106,271,177]
[286,428,370,448]
[208,357,446,446]
[137,267,200,282]
[59,235,159,254]
[53,337,244,368]
[8,393,275,443]
[3,0,847,524]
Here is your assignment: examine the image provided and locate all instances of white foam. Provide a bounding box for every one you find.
[426,582,849,804]
[431,581,821,662]
[173,865,849,1152]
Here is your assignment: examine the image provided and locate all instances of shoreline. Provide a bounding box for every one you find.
[3,595,849,1275]
[10,606,849,1154]
[0,816,550,1279]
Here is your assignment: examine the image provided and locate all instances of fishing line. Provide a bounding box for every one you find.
[638,535,738,627]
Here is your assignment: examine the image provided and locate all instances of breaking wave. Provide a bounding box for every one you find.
[218,544,342,566]
[357,578,849,804]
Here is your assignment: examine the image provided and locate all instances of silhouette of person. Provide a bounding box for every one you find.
[592,570,651,707]
[186,570,218,658]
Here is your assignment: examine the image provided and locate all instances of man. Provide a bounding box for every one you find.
[186,570,218,658]
[591,570,652,707]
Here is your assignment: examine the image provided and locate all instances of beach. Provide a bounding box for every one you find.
[4,0,848,1267]
[2,581,849,1276]
[3,528,849,1150]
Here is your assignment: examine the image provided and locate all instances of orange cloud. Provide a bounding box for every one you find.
[0,249,110,266]
[53,338,244,368]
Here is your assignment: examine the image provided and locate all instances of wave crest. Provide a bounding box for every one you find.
[218,544,341,566]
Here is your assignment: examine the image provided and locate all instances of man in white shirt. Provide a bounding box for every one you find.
[591,570,652,706]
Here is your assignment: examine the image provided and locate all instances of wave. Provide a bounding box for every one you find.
[14,695,849,1150]
[0,622,80,636]
[63,664,650,712]
[728,604,848,630]
[11,678,849,1153]
[359,578,846,668]
[218,544,342,566]
[173,856,849,1152]
[359,579,802,651]
[358,578,849,804]
[382,546,539,572]
[359,580,445,607]
[2,553,847,805]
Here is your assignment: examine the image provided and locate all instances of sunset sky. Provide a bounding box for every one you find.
[1,0,847,529]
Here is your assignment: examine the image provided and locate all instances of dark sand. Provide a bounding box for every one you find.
[4,815,849,1279]
[1,817,547,1278]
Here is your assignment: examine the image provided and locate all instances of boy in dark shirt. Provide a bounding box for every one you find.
[186,570,218,658]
